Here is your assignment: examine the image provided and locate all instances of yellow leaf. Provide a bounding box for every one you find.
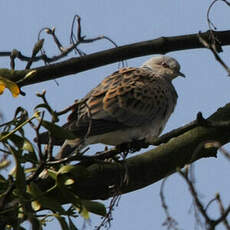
[0,83,6,95]
[31,200,41,211]
[79,206,90,220]
[0,159,10,169]
[64,178,75,186]
[0,77,20,97]
[23,140,34,152]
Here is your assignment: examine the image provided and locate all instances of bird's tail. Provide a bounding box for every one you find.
[56,138,84,159]
[34,131,64,146]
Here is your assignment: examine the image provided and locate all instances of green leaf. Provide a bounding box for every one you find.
[34,103,53,114]
[40,120,75,140]
[23,140,34,152]
[58,165,89,179]
[29,182,66,214]
[60,188,90,220]
[14,107,28,120]
[6,133,24,148]
[15,160,26,194]
[81,200,107,217]
[0,112,38,142]
[28,181,43,197]
[58,188,82,210]
[22,151,38,163]
[0,175,10,195]
[79,206,89,220]
[10,145,26,195]
[58,165,77,175]
[57,165,89,187]
[6,134,37,162]
[42,197,66,214]
[4,133,35,153]
[47,169,58,181]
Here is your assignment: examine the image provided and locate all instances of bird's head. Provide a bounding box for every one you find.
[141,55,185,80]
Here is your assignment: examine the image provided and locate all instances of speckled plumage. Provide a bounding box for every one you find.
[39,55,185,158]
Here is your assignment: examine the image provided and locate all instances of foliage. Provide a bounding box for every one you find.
[0,104,106,230]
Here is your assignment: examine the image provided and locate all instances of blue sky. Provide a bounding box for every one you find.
[0,1,230,229]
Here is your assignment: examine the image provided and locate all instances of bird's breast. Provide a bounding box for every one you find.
[84,116,168,146]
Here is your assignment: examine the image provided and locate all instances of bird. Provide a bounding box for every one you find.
[38,55,185,159]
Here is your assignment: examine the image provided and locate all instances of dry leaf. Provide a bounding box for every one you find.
[0,76,20,97]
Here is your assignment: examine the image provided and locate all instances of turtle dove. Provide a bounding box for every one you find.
[39,55,185,158]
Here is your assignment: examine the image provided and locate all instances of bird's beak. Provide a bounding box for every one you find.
[178,71,186,78]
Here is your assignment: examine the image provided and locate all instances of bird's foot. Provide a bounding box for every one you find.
[116,139,149,155]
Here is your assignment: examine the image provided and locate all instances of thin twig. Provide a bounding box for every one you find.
[178,170,211,225]
[36,90,59,122]
[207,0,230,31]
[39,27,65,52]
[160,178,179,230]
[96,193,121,230]
[56,100,79,116]
[46,147,90,165]
[29,111,45,161]
[205,197,218,212]
[179,168,230,229]
[207,0,219,30]
[198,31,230,75]
[219,146,230,161]
[26,39,45,69]
[2,14,119,69]
[214,204,230,228]
[216,194,230,229]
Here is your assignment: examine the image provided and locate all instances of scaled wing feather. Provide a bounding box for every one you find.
[65,67,177,136]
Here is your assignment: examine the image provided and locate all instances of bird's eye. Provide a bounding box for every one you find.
[162,62,169,68]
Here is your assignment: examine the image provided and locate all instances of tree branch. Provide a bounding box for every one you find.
[1,30,230,87]
[39,102,230,200]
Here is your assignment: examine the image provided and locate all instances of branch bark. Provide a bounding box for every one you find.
[1,30,230,87]
[41,102,230,200]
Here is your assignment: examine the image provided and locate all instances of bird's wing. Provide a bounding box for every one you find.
[65,67,176,137]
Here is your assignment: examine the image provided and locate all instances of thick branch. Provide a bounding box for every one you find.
[1,30,230,87]
[42,103,230,200]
